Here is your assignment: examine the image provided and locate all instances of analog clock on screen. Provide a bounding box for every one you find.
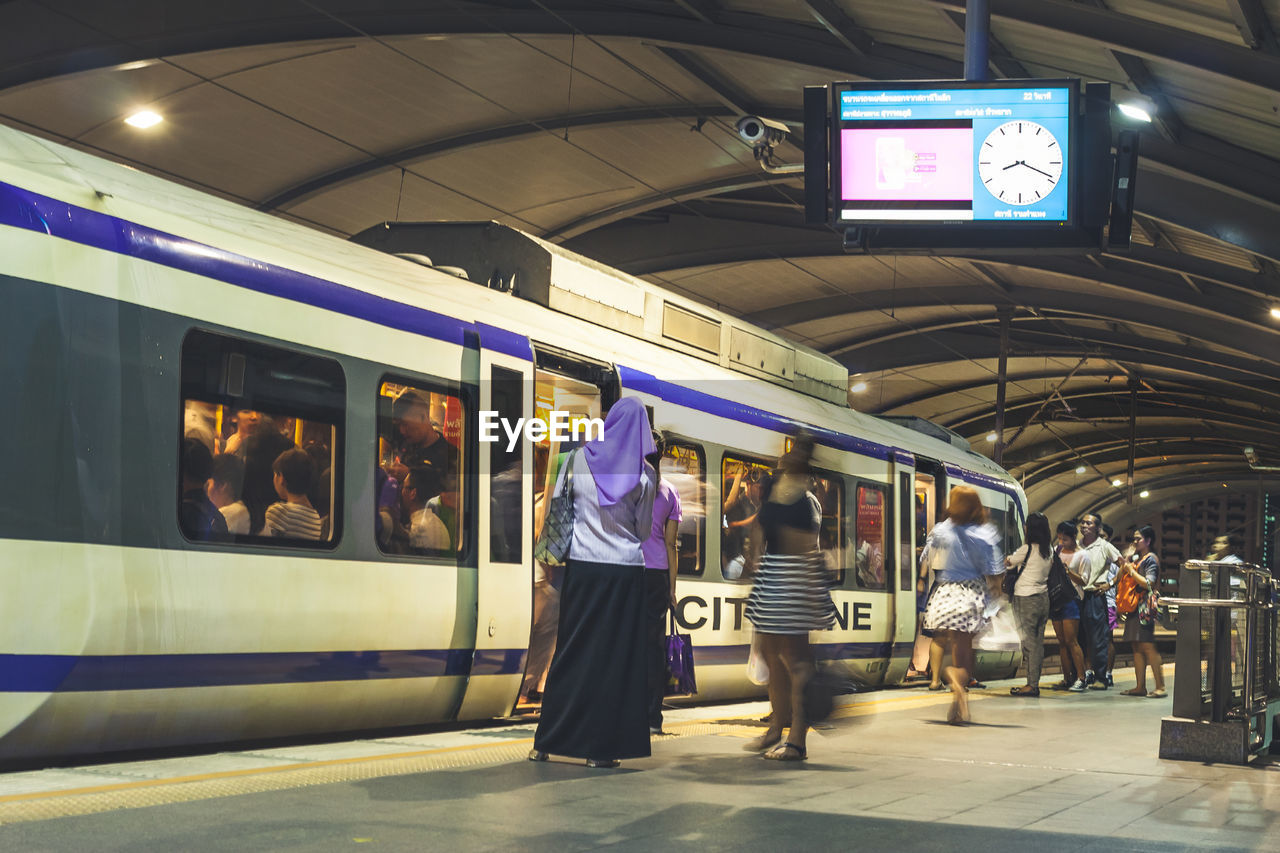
[977,121,1062,205]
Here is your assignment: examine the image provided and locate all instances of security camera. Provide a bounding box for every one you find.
[736,115,789,148]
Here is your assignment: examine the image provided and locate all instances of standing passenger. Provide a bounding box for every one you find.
[264,448,322,540]
[1077,513,1119,689]
[1049,521,1087,691]
[920,486,1003,724]
[742,433,836,760]
[529,398,657,768]
[642,431,682,735]
[1007,512,1053,696]
[206,453,250,535]
[1119,525,1167,697]
[180,438,229,541]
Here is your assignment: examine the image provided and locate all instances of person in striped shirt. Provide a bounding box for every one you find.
[265,447,323,541]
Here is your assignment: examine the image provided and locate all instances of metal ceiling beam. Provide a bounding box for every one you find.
[801,0,875,56]
[255,104,738,212]
[831,322,1280,388]
[1225,0,1280,54]
[1109,51,1183,142]
[926,0,1280,91]
[0,2,962,92]
[1023,447,1256,491]
[671,0,720,24]
[946,392,1279,436]
[1079,469,1280,520]
[1004,425,1280,470]
[654,47,755,116]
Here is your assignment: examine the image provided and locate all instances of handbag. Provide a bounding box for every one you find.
[532,449,577,567]
[1137,586,1164,629]
[1047,549,1080,612]
[1003,548,1030,597]
[665,612,697,696]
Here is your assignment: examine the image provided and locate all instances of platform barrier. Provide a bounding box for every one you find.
[1158,560,1278,764]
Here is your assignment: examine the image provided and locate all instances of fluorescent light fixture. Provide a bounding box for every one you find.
[1075,465,1086,474]
[1271,306,1280,320]
[1116,102,1152,123]
[985,432,998,443]
[124,110,163,129]
[850,381,867,393]
[1139,490,1150,498]
[1111,478,1123,487]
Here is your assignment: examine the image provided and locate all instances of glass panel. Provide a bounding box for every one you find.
[378,378,466,559]
[721,455,772,582]
[180,331,343,547]
[489,366,524,563]
[855,484,887,589]
[661,442,705,576]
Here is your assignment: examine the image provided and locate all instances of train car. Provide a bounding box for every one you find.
[0,122,1026,762]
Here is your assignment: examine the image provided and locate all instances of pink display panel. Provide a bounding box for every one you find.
[841,127,973,201]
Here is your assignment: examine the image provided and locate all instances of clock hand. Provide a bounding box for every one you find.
[1002,160,1021,171]
[1020,162,1055,179]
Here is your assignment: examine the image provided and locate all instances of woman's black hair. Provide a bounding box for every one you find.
[1134,524,1155,549]
[1025,511,1051,559]
[1055,519,1077,540]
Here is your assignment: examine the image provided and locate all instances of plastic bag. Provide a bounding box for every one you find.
[974,600,1021,651]
[746,635,769,686]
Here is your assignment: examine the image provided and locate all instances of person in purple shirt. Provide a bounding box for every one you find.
[642,430,683,734]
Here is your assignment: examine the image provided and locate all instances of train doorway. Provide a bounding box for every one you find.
[516,346,618,709]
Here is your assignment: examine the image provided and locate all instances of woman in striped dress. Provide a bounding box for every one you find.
[742,433,836,761]
[920,486,1004,724]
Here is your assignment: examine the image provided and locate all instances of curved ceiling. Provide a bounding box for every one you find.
[2,0,1279,533]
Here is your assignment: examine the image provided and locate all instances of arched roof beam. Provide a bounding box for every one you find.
[1023,447,1246,491]
[946,392,1280,436]
[1078,470,1280,521]
[256,105,742,212]
[1004,426,1280,471]
[1037,464,1260,517]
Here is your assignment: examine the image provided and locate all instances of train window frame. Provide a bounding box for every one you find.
[853,481,890,591]
[720,452,774,583]
[807,466,847,587]
[178,328,345,550]
[659,438,706,577]
[488,365,524,564]
[376,374,471,564]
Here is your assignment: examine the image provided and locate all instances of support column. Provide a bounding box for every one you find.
[964,0,991,82]
[1127,375,1139,504]
[994,306,1010,466]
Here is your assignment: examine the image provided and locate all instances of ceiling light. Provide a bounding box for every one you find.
[1271,306,1280,320]
[986,432,998,443]
[1139,490,1150,498]
[1111,478,1122,487]
[850,381,867,394]
[1117,103,1152,123]
[1075,465,1086,474]
[124,109,163,129]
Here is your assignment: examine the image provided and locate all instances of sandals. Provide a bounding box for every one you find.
[762,742,807,761]
[927,683,947,691]
[528,748,549,761]
[1010,685,1040,696]
[1119,687,1146,696]
[742,731,783,752]
[1146,688,1168,698]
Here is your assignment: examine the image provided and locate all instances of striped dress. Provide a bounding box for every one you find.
[744,487,837,635]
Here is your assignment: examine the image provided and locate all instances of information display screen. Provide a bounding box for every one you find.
[832,80,1077,226]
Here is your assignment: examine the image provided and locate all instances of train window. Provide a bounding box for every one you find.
[811,470,846,586]
[532,368,603,555]
[721,455,772,581]
[660,441,705,576]
[988,502,1009,554]
[489,366,524,563]
[854,484,888,589]
[179,330,344,547]
[377,378,467,560]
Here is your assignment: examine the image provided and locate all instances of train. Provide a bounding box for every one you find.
[0,120,1026,762]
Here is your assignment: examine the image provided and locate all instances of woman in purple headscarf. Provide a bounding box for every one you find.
[530,397,657,768]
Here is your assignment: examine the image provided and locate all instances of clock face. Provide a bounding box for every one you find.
[977,121,1063,205]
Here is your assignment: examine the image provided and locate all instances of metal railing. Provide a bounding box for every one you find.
[1161,560,1277,759]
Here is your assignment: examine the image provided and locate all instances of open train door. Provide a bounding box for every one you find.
[454,326,535,719]
[883,452,920,684]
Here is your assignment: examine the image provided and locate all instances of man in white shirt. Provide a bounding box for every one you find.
[1078,513,1120,689]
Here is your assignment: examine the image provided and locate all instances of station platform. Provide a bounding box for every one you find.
[1,669,1277,851]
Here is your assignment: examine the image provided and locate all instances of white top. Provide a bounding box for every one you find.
[219,501,249,536]
[1080,536,1121,587]
[553,450,656,566]
[1007,543,1052,596]
[264,501,322,540]
[410,507,452,550]
[1059,548,1088,598]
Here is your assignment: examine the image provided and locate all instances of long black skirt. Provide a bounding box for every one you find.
[533,559,650,761]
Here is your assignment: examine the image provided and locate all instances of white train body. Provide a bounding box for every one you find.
[0,123,1026,761]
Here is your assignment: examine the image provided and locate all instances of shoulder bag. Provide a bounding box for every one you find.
[1003,547,1030,597]
[1116,557,1145,615]
[1047,549,1080,612]
[533,449,577,567]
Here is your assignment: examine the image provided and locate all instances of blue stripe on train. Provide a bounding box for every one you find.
[0,648,527,692]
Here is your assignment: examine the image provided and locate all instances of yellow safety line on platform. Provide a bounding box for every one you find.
[0,687,988,825]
